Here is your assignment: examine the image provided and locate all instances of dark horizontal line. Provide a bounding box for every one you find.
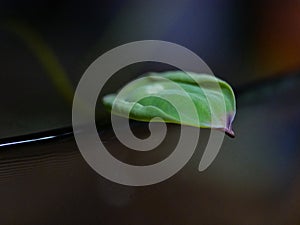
[0,69,299,148]
[235,68,300,95]
[0,127,73,148]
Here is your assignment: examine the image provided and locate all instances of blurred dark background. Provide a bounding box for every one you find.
[1,1,300,224]
[1,0,300,138]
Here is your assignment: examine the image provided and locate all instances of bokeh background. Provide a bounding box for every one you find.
[1,0,300,137]
[0,1,300,224]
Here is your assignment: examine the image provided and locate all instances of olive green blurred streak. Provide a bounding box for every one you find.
[2,20,74,104]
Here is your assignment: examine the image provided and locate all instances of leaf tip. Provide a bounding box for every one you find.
[224,113,235,138]
[224,128,235,138]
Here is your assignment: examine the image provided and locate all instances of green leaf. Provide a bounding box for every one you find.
[103,71,236,137]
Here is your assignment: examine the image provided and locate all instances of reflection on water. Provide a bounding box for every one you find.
[0,73,300,225]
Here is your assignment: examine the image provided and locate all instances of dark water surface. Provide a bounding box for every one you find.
[0,74,300,224]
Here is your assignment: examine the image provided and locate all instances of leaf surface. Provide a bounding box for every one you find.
[103,71,236,137]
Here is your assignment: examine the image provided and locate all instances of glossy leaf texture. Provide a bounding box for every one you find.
[103,71,236,137]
